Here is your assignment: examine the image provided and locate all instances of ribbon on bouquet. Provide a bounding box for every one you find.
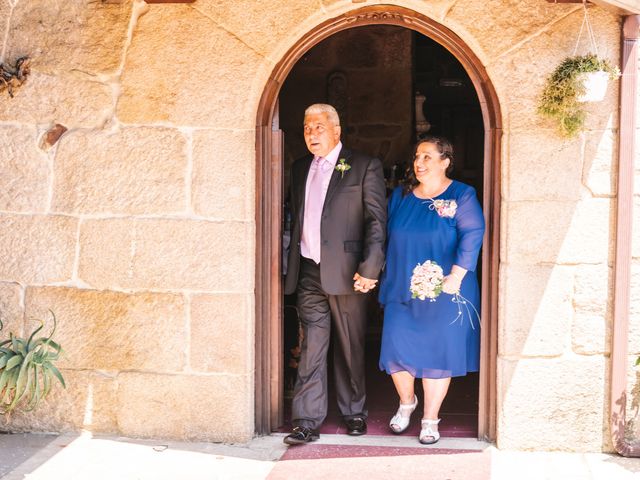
[448,292,481,330]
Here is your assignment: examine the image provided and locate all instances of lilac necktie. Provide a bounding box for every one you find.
[302,157,327,264]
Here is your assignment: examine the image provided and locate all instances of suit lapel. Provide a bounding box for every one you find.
[323,147,350,209]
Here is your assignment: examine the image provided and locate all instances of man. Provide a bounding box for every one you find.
[283,104,387,445]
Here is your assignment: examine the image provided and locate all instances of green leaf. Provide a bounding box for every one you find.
[12,337,26,356]
[44,363,66,389]
[2,369,18,405]
[42,353,61,364]
[26,321,44,350]
[5,354,22,371]
[32,338,61,351]
[42,367,51,399]
[25,365,40,411]
[0,353,11,370]
[0,368,11,397]
[9,351,34,409]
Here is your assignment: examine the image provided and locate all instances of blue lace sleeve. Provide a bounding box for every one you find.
[454,186,485,272]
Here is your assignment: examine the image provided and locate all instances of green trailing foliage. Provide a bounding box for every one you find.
[0,311,65,416]
[538,53,620,138]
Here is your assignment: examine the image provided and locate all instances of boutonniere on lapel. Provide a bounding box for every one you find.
[428,199,457,218]
[335,158,351,178]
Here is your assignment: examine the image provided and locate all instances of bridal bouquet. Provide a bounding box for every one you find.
[409,260,444,301]
[409,259,480,329]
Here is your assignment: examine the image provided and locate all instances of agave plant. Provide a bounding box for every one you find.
[0,311,65,416]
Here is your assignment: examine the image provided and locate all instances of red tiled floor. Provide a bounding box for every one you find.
[280,444,482,461]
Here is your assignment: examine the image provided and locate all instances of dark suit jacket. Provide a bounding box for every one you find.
[284,147,387,296]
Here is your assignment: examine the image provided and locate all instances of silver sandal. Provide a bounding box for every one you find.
[419,418,441,444]
[389,394,418,434]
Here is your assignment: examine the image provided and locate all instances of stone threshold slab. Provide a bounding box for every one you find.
[272,432,490,451]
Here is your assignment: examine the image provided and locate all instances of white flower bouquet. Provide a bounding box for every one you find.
[410,260,444,302]
[410,259,480,329]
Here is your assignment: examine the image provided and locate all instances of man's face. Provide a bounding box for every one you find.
[303,113,341,157]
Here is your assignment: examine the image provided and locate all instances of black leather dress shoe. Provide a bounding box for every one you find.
[345,417,367,436]
[283,426,320,445]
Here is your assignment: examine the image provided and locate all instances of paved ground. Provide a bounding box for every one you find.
[0,433,58,477]
[1,432,640,480]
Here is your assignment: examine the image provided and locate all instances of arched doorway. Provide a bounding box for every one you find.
[255,5,501,441]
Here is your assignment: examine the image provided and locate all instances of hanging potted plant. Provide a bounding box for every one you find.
[538,53,620,137]
[0,311,66,417]
[537,1,622,137]
[575,65,611,103]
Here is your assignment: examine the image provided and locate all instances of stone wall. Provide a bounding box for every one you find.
[0,0,256,442]
[472,2,620,452]
[0,0,634,451]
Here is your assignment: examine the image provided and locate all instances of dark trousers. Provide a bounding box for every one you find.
[292,257,368,430]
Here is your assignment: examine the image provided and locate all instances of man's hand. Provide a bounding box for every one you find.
[353,273,378,293]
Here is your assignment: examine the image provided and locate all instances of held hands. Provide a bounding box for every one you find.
[353,273,378,293]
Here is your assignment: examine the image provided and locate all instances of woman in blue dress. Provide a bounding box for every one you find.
[378,136,485,444]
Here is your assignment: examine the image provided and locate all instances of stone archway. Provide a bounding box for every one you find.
[255,5,502,441]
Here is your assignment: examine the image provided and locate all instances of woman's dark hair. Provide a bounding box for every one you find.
[402,135,455,195]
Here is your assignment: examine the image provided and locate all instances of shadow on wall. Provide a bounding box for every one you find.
[627,369,640,440]
[498,124,617,451]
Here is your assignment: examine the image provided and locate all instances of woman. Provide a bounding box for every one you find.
[378,136,485,444]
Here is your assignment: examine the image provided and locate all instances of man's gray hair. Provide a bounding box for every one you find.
[304,103,340,126]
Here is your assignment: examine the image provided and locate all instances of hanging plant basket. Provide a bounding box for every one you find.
[575,70,610,102]
[537,54,620,137]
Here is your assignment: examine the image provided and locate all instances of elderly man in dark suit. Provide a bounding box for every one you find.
[283,104,387,445]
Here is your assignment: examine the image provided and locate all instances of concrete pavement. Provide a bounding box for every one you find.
[1,432,639,479]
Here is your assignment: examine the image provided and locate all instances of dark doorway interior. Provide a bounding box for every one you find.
[278,25,484,437]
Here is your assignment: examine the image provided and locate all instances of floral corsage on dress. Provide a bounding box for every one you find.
[429,199,457,218]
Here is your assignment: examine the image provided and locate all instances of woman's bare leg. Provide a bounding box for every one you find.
[391,371,416,404]
[422,377,451,419]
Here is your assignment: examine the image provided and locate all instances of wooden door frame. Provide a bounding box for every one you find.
[255,5,502,441]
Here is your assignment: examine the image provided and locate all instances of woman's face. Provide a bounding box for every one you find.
[413,142,450,183]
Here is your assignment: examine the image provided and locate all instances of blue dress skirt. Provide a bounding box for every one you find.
[378,181,485,379]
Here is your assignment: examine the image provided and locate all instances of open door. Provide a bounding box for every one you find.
[270,102,284,429]
[255,5,501,441]
[255,102,285,434]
